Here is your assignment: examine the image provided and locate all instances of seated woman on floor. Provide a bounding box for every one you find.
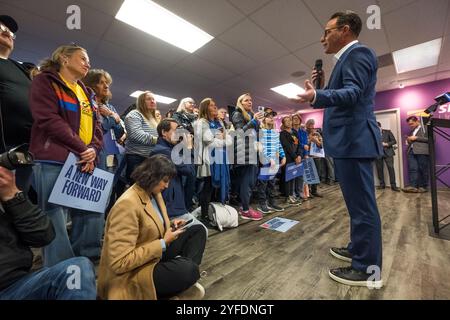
[97,154,207,300]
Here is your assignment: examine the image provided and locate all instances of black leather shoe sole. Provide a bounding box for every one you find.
[329,268,383,288]
[329,248,352,262]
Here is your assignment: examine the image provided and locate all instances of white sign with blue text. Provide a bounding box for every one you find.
[310,142,325,158]
[48,153,114,213]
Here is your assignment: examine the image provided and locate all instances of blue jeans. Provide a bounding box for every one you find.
[407,152,429,188]
[234,165,258,211]
[182,172,196,210]
[0,257,96,300]
[33,162,105,267]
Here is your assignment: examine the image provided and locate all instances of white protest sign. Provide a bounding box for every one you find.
[48,153,114,213]
[310,142,325,158]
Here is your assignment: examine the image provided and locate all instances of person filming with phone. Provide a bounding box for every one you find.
[150,118,208,234]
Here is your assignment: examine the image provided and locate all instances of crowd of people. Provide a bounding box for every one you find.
[0,10,431,299]
[0,14,333,300]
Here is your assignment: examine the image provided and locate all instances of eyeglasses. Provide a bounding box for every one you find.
[323,26,343,38]
[0,24,16,40]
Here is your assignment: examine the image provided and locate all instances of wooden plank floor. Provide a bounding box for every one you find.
[200,185,450,300]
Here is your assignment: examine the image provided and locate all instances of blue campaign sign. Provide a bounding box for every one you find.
[103,130,120,155]
[310,142,325,158]
[285,163,303,182]
[48,153,114,213]
[303,158,320,185]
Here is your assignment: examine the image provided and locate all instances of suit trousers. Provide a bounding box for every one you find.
[153,224,206,299]
[375,156,396,187]
[334,158,382,272]
[407,151,429,188]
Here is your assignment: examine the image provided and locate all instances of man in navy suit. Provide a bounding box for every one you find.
[297,11,383,288]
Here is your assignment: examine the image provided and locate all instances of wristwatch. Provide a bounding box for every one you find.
[3,191,26,207]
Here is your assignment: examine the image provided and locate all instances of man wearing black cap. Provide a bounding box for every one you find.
[0,15,34,193]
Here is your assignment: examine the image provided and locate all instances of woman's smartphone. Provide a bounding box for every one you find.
[173,219,194,230]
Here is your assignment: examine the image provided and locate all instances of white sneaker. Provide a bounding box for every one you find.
[174,282,205,300]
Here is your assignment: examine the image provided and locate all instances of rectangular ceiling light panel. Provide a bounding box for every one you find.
[116,0,214,53]
[130,90,177,104]
[392,38,442,74]
[271,83,306,99]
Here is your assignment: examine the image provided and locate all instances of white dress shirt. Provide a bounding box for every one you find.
[311,40,359,104]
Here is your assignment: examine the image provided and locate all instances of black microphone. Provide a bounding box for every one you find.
[314,59,323,89]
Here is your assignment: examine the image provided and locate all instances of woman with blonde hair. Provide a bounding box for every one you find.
[173,97,196,134]
[229,93,265,220]
[124,91,158,183]
[30,44,103,266]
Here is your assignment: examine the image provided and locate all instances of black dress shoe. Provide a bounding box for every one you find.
[391,186,400,192]
[330,247,352,262]
[329,266,383,288]
[376,186,385,190]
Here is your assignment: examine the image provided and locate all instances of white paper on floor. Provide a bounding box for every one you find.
[260,217,299,233]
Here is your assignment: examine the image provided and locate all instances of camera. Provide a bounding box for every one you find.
[0,144,34,170]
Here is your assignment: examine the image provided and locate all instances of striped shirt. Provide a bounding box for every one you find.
[124,110,158,157]
[260,129,285,160]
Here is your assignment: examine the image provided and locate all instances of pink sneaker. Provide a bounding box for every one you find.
[240,208,263,221]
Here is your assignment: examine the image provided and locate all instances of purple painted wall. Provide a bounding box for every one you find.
[274,78,450,186]
[375,79,450,186]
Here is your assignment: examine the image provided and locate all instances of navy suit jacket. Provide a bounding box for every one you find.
[312,43,382,159]
[150,138,195,217]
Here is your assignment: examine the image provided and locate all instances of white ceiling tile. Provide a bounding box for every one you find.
[152,65,213,95]
[227,0,272,15]
[383,0,449,51]
[94,41,169,76]
[242,54,311,90]
[3,0,113,39]
[194,39,258,74]
[377,0,418,13]
[177,55,236,83]
[303,0,374,27]
[446,3,450,36]
[1,0,448,109]
[293,42,334,75]
[377,65,397,80]
[153,0,244,36]
[218,19,289,63]
[250,0,323,51]
[359,28,391,56]
[77,0,125,16]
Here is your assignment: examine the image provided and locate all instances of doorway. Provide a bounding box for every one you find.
[374,108,404,188]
